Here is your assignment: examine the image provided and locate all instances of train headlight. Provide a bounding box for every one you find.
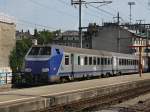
[42,68,49,72]
[25,68,32,72]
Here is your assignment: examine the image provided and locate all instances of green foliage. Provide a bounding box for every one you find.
[36,29,55,44]
[9,38,32,72]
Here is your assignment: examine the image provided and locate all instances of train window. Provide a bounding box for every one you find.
[89,57,92,65]
[84,56,88,65]
[104,58,107,65]
[108,58,110,65]
[129,60,131,65]
[78,56,80,65]
[65,55,69,65]
[124,59,126,65]
[121,59,123,65]
[39,47,51,55]
[135,60,137,65]
[122,59,124,65]
[81,57,84,66]
[130,60,131,65]
[133,60,135,65]
[119,59,121,65]
[93,57,96,65]
[136,60,139,65]
[123,59,125,65]
[101,58,104,65]
[125,59,127,65]
[97,57,100,65]
[123,59,126,65]
[111,58,113,65]
[56,49,60,54]
[127,59,129,65]
[29,47,40,55]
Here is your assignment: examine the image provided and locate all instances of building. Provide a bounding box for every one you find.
[0,21,16,73]
[52,30,92,49]
[91,23,150,55]
[90,22,150,71]
[16,30,34,40]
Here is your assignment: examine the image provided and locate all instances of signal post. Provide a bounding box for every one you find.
[129,45,150,77]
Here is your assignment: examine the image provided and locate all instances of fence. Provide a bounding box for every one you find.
[0,72,12,85]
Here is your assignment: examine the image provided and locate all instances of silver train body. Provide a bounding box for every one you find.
[24,45,148,83]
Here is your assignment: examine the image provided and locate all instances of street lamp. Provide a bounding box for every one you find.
[128,2,135,24]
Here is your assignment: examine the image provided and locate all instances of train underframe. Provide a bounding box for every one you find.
[12,69,139,88]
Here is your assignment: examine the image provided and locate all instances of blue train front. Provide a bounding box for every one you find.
[24,45,63,84]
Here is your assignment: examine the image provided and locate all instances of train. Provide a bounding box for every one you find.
[12,44,148,86]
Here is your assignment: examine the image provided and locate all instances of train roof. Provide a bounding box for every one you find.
[32,44,138,58]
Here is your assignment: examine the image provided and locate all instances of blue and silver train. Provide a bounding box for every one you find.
[18,44,147,85]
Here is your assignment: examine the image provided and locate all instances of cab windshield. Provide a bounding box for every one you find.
[29,46,51,56]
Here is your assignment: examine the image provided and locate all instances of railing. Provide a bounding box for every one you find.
[0,72,12,85]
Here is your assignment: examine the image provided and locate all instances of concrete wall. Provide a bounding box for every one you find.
[1,79,150,112]
[0,21,16,73]
[92,26,133,54]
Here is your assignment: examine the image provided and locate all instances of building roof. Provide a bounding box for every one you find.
[62,30,79,36]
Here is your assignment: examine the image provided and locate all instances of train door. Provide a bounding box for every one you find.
[112,56,117,74]
[71,53,74,79]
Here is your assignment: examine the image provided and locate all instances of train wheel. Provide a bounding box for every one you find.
[60,77,66,83]
[119,72,122,75]
[106,72,112,77]
[101,74,104,78]
[116,71,122,76]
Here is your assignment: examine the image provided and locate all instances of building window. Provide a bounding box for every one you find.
[65,55,69,65]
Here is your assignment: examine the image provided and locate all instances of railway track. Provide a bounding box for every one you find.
[95,98,150,112]
[126,98,150,112]
[37,80,150,112]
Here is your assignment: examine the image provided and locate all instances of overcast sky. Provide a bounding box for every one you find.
[0,0,150,32]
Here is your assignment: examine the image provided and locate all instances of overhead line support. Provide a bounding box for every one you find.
[71,0,112,48]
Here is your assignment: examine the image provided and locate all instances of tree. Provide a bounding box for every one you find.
[34,28,39,39]
[38,29,54,44]
[9,38,32,72]
[33,29,56,44]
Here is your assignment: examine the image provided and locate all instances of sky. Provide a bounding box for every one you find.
[0,0,150,32]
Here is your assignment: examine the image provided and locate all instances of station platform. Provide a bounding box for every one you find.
[0,73,150,112]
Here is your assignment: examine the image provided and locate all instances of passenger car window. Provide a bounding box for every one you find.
[65,55,69,65]
[78,56,80,65]
[84,56,88,65]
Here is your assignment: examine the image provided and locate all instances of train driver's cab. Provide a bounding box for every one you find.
[26,46,51,58]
